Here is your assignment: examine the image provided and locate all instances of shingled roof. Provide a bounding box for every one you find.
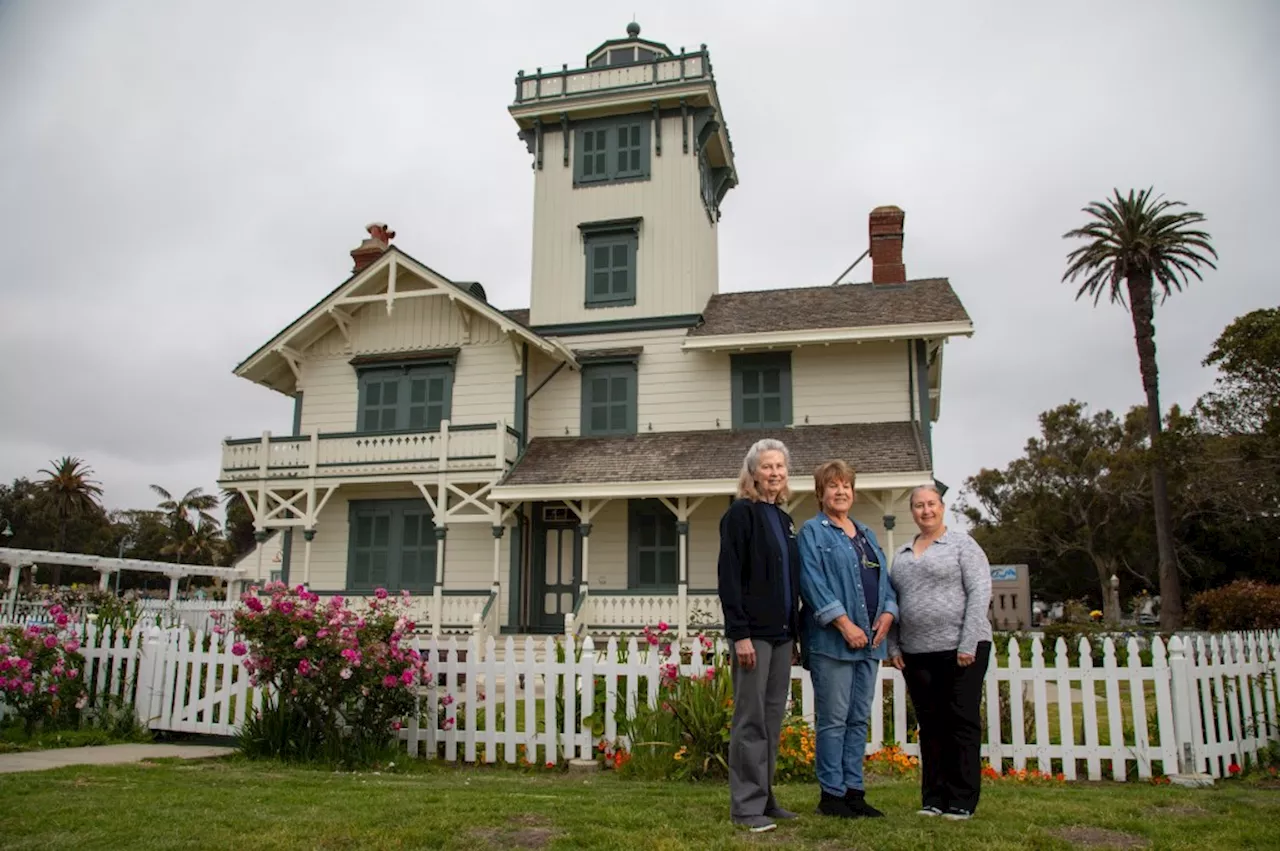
[688,279,970,337]
[501,422,931,487]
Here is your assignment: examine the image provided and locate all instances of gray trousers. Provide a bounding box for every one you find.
[729,638,793,819]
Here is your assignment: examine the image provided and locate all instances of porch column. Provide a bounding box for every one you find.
[490,525,504,585]
[254,529,269,583]
[882,514,897,570]
[578,523,592,593]
[302,528,316,586]
[431,526,447,637]
[165,572,182,601]
[676,520,690,640]
[97,568,117,592]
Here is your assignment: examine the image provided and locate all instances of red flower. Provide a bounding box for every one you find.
[1228,762,1242,775]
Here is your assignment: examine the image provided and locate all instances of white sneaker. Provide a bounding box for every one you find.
[942,809,973,821]
[916,806,943,817]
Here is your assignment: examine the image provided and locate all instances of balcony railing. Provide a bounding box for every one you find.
[515,51,709,105]
[220,420,520,483]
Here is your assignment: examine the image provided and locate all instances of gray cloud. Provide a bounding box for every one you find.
[1,0,1276,516]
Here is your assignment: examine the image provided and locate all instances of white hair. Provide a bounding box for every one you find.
[737,439,792,503]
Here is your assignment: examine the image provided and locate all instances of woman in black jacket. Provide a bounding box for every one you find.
[718,438,802,833]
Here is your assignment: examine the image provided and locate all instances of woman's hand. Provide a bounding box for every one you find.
[735,638,757,671]
[837,620,868,650]
[957,652,976,667]
[890,655,905,671]
[870,613,894,649]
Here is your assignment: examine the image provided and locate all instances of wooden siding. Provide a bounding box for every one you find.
[791,342,911,425]
[528,334,911,438]
[529,115,719,327]
[527,328,730,438]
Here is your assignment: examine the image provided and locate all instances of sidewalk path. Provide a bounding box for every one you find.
[0,743,235,774]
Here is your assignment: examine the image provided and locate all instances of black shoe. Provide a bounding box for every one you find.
[816,791,855,818]
[844,789,886,818]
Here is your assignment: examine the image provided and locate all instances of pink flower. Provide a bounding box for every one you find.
[657,621,669,632]
[63,640,80,653]
[375,588,389,600]
[340,668,353,680]
[55,613,70,628]
[295,584,307,595]
[382,674,398,688]
[209,611,224,622]
[443,717,456,730]
[231,642,248,657]
[277,600,294,615]
[67,668,79,679]
[647,634,659,646]
[294,635,308,650]
[43,635,58,649]
[244,596,264,613]
[22,682,34,696]
[400,669,414,685]
[441,694,455,707]
[297,658,312,676]
[705,666,716,680]
[316,629,329,639]
[76,694,88,710]
[48,684,58,694]
[391,720,403,731]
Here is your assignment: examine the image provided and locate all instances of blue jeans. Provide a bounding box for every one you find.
[809,653,879,796]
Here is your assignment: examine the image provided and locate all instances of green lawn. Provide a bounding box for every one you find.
[2,759,1279,850]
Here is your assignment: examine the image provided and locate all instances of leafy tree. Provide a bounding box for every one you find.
[222,490,257,565]
[1062,188,1217,629]
[37,457,105,585]
[1196,306,1280,438]
[150,485,218,564]
[959,401,1149,622]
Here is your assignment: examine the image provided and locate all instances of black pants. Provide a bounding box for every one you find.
[902,642,991,814]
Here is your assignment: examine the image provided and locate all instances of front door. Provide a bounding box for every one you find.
[530,517,581,632]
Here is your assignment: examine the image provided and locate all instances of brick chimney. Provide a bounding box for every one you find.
[350,222,396,273]
[868,205,906,285]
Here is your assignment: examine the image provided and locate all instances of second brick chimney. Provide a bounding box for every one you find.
[868,206,906,285]
[350,222,396,273]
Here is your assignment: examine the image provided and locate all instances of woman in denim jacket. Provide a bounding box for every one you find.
[798,460,898,819]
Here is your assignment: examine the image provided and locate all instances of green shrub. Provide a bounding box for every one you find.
[1188,580,1280,631]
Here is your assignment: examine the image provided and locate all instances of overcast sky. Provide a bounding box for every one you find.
[0,0,1276,521]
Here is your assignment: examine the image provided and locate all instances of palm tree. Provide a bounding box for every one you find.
[37,456,104,586]
[151,485,218,564]
[1062,188,1217,630]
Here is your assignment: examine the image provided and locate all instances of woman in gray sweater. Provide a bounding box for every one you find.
[887,484,992,821]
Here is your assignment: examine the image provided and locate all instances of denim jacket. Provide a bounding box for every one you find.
[798,515,899,663]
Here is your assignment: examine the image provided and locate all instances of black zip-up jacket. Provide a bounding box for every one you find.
[717,498,802,643]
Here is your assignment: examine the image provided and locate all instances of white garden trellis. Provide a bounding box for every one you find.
[0,547,248,605]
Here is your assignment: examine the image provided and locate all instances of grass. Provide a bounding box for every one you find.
[2,758,1279,850]
[0,724,150,754]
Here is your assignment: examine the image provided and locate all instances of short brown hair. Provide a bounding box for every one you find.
[813,460,856,504]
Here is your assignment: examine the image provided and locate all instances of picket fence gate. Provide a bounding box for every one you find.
[6,625,1278,782]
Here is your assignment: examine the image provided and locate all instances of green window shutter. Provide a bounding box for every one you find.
[628,499,678,590]
[348,499,437,593]
[357,363,453,433]
[405,366,452,430]
[348,505,393,590]
[731,353,792,429]
[581,362,637,437]
[359,373,400,433]
[573,117,651,186]
[583,232,637,307]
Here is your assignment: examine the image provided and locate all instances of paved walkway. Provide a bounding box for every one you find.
[0,743,235,774]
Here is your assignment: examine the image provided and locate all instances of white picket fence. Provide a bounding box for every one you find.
[4,625,1277,781]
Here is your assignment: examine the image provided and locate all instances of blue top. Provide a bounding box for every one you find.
[762,503,793,633]
[850,533,881,622]
[797,514,899,662]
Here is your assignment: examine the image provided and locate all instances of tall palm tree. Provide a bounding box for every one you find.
[37,456,104,586]
[1062,188,1217,630]
[150,485,218,564]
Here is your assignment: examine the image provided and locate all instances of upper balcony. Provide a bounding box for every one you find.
[219,420,520,486]
[513,49,709,107]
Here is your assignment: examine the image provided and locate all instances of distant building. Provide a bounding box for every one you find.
[988,564,1031,630]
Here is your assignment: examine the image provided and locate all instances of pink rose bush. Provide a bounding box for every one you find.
[232,582,429,766]
[0,606,89,734]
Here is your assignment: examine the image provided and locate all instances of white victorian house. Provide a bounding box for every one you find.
[218,24,974,639]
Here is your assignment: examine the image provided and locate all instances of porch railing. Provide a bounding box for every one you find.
[220,419,520,483]
[515,51,709,105]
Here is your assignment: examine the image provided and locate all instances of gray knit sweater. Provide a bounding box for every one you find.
[886,529,993,657]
